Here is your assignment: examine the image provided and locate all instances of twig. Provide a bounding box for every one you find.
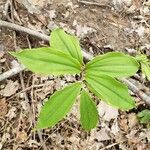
[0,64,25,81]
[121,79,150,106]
[100,142,119,150]
[0,20,49,41]
[0,20,150,106]
[78,0,111,8]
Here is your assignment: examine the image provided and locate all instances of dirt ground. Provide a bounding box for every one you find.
[0,0,150,149]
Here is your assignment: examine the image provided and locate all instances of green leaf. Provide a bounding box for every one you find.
[36,82,82,129]
[80,90,99,131]
[85,73,135,110]
[138,109,150,124]
[11,47,81,75]
[50,28,83,64]
[141,63,150,81]
[86,52,139,78]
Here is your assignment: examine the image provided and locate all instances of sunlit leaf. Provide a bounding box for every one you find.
[80,90,99,131]
[85,73,135,110]
[86,52,139,78]
[36,82,81,129]
[11,47,81,75]
[50,28,83,64]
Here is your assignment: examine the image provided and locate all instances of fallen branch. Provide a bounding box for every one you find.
[0,20,150,105]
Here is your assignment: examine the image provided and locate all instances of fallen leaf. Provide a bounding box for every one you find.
[76,24,96,38]
[35,80,55,99]
[111,119,120,135]
[95,128,110,141]
[98,101,119,121]
[16,130,27,143]
[0,80,19,97]
[0,99,8,117]
[28,0,45,7]
[6,107,17,120]
[119,115,128,132]
[128,113,138,129]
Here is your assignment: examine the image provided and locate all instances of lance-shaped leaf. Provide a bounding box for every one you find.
[36,82,81,129]
[50,28,83,64]
[141,63,150,81]
[85,73,135,110]
[86,52,139,78]
[80,90,99,131]
[11,47,81,75]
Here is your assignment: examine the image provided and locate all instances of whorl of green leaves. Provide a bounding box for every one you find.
[11,28,139,130]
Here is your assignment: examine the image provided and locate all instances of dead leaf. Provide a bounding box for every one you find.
[95,128,110,141]
[28,0,45,7]
[98,101,119,121]
[6,107,17,120]
[49,10,56,19]
[75,24,96,38]
[0,80,19,97]
[16,130,27,143]
[111,119,120,135]
[128,113,138,129]
[0,99,8,117]
[119,115,128,132]
[35,80,55,99]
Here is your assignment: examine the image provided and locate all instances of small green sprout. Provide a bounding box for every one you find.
[138,109,150,128]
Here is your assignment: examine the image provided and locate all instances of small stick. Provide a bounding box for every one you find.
[121,79,150,106]
[0,20,149,105]
[78,0,111,8]
[0,20,49,41]
[0,64,25,81]
[100,142,119,150]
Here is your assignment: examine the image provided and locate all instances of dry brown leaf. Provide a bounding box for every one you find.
[98,101,119,122]
[95,128,110,141]
[28,0,45,7]
[6,107,17,120]
[119,116,128,132]
[0,80,19,97]
[16,130,27,143]
[111,119,120,135]
[35,80,55,99]
[75,24,96,38]
[128,113,138,129]
[0,99,8,117]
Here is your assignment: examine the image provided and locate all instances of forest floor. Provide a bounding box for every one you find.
[0,0,150,149]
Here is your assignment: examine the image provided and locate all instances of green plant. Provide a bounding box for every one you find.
[136,54,150,81]
[138,109,150,128]
[11,29,140,131]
